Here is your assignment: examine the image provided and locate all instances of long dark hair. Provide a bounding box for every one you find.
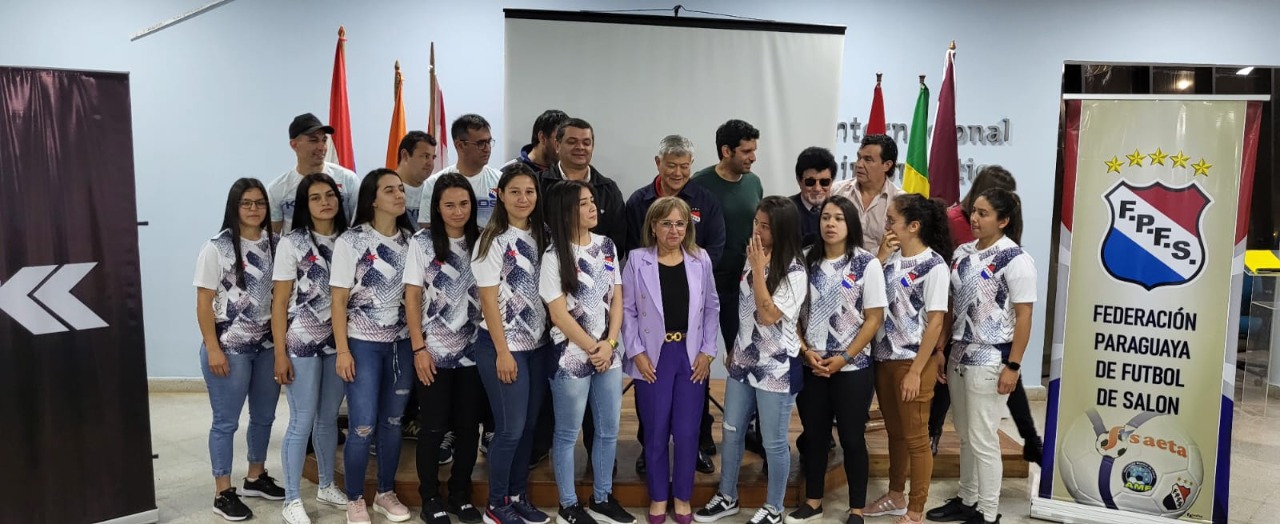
[220,177,272,289]
[804,195,863,269]
[290,172,349,251]
[893,193,953,263]
[351,168,415,238]
[429,173,481,263]
[544,180,593,296]
[978,187,1023,245]
[475,163,546,260]
[961,165,1016,214]
[756,196,805,294]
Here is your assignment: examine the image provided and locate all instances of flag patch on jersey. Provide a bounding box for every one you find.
[900,272,918,288]
[842,272,858,289]
[981,263,995,280]
[604,256,615,272]
[691,209,702,223]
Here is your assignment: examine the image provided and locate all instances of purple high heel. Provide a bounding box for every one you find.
[673,513,693,524]
[648,513,668,524]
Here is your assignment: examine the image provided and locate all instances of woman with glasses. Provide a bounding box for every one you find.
[193,178,283,521]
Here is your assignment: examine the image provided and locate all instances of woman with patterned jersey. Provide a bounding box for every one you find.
[538,180,633,524]
[404,174,485,524]
[787,195,886,524]
[470,163,552,524]
[193,178,282,521]
[331,168,416,524]
[271,173,351,524]
[863,194,952,524]
[695,196,807,524]
[926,188,1035,524]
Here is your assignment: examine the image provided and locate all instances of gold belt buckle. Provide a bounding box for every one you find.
[664,332,684,342]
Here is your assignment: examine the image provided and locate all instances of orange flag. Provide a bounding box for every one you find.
[386,61,407,169]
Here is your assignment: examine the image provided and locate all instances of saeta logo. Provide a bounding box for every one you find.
[0,263,108,335]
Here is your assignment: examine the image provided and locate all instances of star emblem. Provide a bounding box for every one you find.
[364,252,378,263]
[1126,149,1146,167]
[1105,156,1123,174]
[1148,148,1168,166]
[1170,151,1190,168]
[1191,158,1213,177]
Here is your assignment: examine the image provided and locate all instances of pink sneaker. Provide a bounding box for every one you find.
[346,499,371,524]
[374,491,412,522]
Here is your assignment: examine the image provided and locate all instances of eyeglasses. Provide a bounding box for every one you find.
[461,139,496,149]
[803,178,833,187]
[239,199,268,209]
[658,220,689,230]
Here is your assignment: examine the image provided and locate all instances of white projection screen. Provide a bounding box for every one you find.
[503,10,845,197]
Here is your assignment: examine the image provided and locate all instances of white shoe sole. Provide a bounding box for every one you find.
[863,507,907,517]
[783,513,821,524]
[212,507,251,521]
[318,494,348,507]
[588,508,637,524]
[373,504,413,523]
[240,488,284,501]
[692,508,738,523]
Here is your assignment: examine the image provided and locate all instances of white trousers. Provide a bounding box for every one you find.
[950,363,1009,521]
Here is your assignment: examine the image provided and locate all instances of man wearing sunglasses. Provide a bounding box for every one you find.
[417,114,502,228]
[789,147,837,247]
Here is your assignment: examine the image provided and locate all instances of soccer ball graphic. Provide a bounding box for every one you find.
[1058,409,1203,518]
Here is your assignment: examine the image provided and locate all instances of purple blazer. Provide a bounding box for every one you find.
[621,246,720,380]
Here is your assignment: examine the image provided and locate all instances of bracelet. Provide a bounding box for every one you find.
[413,346,427,354]
[607,338,619,350]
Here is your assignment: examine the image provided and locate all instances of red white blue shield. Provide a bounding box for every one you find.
[1101,181,1210,290]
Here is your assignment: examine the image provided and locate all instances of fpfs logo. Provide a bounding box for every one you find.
[1101,181,1210,290]
[0,263,107,335]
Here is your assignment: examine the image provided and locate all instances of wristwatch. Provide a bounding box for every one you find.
[607,339,619,350]
[1004,360,1021,372]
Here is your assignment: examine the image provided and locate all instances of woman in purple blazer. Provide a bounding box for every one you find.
[623,196,720,524]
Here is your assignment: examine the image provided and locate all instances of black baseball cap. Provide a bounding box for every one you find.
[289,113,335,139]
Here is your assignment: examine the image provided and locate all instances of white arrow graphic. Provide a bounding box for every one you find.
[0,263,108,335]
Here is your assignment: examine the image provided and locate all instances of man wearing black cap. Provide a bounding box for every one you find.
[267,113,361,233]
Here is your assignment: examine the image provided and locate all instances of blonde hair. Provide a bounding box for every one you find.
[642,196,699,252]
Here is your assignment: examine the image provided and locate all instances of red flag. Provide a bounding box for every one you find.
[429,42,449,172]
[929,43,959,205]
[386,61,407,169]
[327,26,355,171]
[867,72,886,136]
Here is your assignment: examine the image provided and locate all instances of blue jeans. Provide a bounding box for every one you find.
[342,338,413,498]
[200,344,280,478]
[282,353,346,502]
[475,329,549,507]
[719,378,795,512]
[549,363,622,507]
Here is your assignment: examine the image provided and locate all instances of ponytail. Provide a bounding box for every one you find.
[893,193,954,263]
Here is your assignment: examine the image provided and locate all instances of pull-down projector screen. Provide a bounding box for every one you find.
[503,9,846,197]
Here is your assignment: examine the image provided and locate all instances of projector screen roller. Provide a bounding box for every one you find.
[503,10,846,198]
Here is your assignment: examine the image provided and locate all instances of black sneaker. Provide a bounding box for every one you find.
[485,502,524,524]
[784,504,822,524]
[450,500,484,524]
[423,497,451,524]
[746,508,782,524]
[1023,436,1043,465]
[843,513,864,524]
[693,492,739,523]
[696,451,715,474]
[440,431,456,465]
[480,431,494,455]
[962,514,999,524]
[930,434,941,456]
[925,497,979,522]
[589,494,635,524]
[212,488,252,521]
[558,504,599,524]
[636,454,647,476]
[529,451,550,470]
[512,496,551,524]
[241,471,285,500]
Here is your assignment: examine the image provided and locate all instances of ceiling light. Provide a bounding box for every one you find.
[1176,79,1193,90]
[1237,66,1255,76]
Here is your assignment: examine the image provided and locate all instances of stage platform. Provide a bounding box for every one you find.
[306,379,1027,508]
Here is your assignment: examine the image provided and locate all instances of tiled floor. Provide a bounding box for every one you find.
[149,392,1280,523]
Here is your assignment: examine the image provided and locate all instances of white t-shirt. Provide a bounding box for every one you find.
[874,248,949,362]
[330,224,411,342]
[403,231,480,367]
[193,229,275,354]
[272,228,338,357]
[539,234,623,379]
[403,181,425,226]
[950,236,1037,367]
[727,258,808,394]
[267,162,360,233]
[804,248,888,372]
[471,226,548,352]
[418,164,501,227]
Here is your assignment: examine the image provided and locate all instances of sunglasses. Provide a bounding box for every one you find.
[803,178,833,187]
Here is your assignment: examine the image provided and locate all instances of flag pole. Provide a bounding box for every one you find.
[429,43,438,134]
[920,74,926,85]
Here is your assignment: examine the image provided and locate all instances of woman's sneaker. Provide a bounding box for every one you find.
[784,504,822,524]
[347,498,372,524]
[212,488,252,521]
[512,496,551,524]
[373,491,412,522]
[316,483,348,507]
[746,508,782,524]
[558,504,599,524]
[282,499,312,524]
[485,502,525,524]
[862,493,907,517]
[588,494,636,524]
[241,471,285,500]
[693,492,738,523]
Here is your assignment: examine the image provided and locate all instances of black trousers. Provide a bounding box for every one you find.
[416,366,485,503]
[797,365,875,506]
[928,350,1039,442]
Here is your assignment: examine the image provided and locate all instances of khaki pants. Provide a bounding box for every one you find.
[875,358,938,514]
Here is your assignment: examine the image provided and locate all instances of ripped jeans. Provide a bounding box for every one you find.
[342,337,413,499]
[718,377,795,513]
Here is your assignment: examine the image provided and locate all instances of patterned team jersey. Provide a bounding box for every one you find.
[266,163,359,233]
[330,224,410,342]
[472,226,548,352]
[950,236,1037,366]
[874,248,949,362]
[404,232,481,368]
[193,229,275,354]
[804,248,888,372]
[728,258,808,394]
[272,229,338,357]
[539,234,623,379]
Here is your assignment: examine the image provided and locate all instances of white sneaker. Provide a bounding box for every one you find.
[373,491,412,522]
[282,500,312,524]
[317,484,349,507]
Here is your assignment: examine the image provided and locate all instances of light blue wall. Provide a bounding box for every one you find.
[3,0,1278,379]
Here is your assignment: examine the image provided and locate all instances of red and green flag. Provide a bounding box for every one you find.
[902,79,931,197]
